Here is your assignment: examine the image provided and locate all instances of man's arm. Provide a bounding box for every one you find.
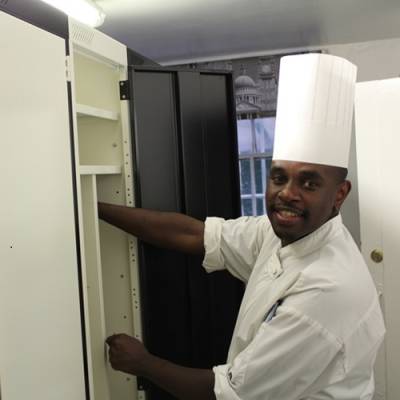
[98,202,205,255]
[106,334,216,400]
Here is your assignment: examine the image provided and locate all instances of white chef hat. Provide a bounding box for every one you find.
[272,53,357,168]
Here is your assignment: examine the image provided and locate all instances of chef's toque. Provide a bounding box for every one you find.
[272,53,357,168]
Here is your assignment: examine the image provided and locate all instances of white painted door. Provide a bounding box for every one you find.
[355,78,400,400]
[0,11,86,400]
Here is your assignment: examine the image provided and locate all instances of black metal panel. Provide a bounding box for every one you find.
[130,66,243,399]
[129,69,192,400]
[177,71,207,219]
[0,0,68,39]
[139,243,191,366]
[200,73,241,219]
[127,47,159,67]
[177,71,243,368]
[197,73,243,364]
[176,72,213,368]
[131,70,182,212]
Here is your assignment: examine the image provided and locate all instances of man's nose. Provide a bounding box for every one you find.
[277,182,301,202]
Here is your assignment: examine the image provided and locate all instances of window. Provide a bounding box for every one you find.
[176,51,317,217]
[238,117,275,216]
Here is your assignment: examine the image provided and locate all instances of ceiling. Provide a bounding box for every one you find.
[97,0,400,65]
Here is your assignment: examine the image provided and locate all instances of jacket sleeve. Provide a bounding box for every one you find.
[202,215,277,282]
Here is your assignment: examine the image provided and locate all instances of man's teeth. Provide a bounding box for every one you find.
[279,210,301,217]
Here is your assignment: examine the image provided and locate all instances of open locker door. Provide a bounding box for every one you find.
[0,10,86,400]
[128,66,244,400]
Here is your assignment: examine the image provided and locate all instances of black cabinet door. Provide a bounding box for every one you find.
[129,66,244,400]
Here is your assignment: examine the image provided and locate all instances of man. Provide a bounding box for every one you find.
[100,53,385,399]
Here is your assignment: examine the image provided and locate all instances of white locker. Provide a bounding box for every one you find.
[355,78,400,400]
[0,10,143,400]
[0,10,86,400]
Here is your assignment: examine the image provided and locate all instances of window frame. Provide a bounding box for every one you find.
[238,116,274,216]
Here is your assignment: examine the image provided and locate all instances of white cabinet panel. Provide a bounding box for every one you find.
[355,78,400,400]
[0,11,86,400]
[70,35,141,400]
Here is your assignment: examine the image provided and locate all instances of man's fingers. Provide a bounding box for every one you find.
[106,333,119,345]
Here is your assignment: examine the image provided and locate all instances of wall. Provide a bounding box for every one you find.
[173,36,400,245]
[326,37,400,246]
[329,38,400,82]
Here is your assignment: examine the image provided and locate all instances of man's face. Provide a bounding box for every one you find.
[266,160,351,246]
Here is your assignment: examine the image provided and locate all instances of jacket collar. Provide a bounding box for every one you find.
[278,214,343,262]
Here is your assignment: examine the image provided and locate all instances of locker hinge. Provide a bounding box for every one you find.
[119,80,131,100]
[65,56,72,82]
[137,377,149,391]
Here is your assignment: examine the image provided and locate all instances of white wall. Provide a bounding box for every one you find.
[326,37,400,245]
[329,37,400,82]
[171,36,400,245]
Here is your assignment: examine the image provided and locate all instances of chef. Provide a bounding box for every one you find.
[101,53,385,400]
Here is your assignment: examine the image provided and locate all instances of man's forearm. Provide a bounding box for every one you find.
[141,354,216,400]
[98,202,205,255]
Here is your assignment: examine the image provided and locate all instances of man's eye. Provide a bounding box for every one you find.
[270,175,286,184]
[303,180,318,190]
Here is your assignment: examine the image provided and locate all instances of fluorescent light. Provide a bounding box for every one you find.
[40,0,106,27]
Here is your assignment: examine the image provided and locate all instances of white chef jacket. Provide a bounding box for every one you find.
[203,214,385,400]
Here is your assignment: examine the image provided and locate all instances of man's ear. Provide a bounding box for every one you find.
[334,180,352,211]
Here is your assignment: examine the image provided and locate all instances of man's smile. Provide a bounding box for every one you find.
[271,205,305,226]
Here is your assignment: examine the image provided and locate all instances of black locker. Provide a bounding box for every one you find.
[129,67,244,400]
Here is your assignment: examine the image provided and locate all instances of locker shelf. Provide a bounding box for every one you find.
[76,103,119,121]
[80,165,122,175]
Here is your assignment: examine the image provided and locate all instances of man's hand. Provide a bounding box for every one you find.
[105,333,216,400]
[106,333,149,376]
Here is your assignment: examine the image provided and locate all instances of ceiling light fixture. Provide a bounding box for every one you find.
[40,0,106,28]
